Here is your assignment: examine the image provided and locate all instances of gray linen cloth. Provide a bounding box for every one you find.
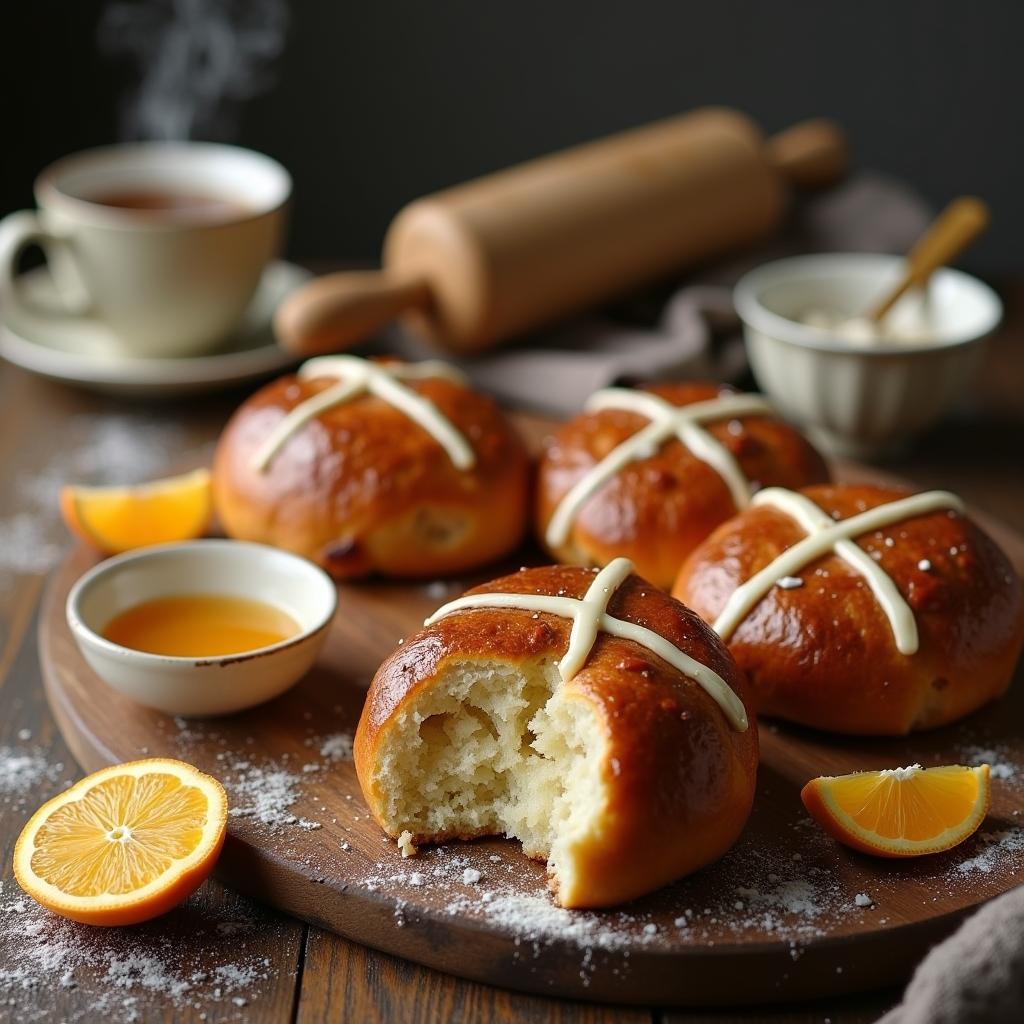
[363,172,932,414]
[878,883,1024,1024]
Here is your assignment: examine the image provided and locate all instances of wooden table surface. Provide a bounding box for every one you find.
[1,288,1022,1024]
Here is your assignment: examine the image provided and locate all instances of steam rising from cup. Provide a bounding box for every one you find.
[98,0,289,141]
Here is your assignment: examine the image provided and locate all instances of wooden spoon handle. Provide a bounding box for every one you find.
[274,270,431,356]
[869,196,990,322]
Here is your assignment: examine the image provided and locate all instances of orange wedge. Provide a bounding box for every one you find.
[60,468,212,554]
[801,763,990,858]
[14,758,227,925]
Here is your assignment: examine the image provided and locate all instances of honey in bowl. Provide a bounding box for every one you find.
[102,595,300,657]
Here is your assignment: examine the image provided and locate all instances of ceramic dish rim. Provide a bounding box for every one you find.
[66,538,338,667]
[733,252,1003,357]
[35,141,292,231]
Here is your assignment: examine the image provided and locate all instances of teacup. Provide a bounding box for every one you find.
[0,142,291,358]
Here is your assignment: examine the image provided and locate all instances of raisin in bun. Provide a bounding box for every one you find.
[673,484,1024,735]
[536,382,829,589]
[213,356,529,578]
[354,558,758,909]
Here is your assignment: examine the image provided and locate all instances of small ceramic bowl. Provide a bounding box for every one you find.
[734,253,1003,457]
[67,539,337,717]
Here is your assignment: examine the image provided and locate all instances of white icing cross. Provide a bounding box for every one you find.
[425,556,748,731]
[714,488,965,655]
[546,388,776,547]
[251,355,476,473]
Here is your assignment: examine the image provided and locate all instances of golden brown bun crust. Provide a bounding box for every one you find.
[673,485,1024,735]
[213,367,530,578]
[355,564,758,908]
[535,382,830,589]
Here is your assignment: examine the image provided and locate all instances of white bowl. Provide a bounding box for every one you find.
[67,540,337,717]
[734,253,1003,457]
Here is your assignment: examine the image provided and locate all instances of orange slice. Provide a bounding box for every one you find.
[14,758,227,925]
[801,763,990,858]
[60,468,212,554]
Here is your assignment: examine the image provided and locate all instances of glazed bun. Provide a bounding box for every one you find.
[354,559,758,908]
[213,356,530,579]
[536,382,829,589]
[674,484,1024,735]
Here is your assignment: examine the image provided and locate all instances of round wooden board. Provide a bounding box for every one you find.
[39,447,1024,1008]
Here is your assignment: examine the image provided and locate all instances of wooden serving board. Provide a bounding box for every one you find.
[39,454,1024,1008]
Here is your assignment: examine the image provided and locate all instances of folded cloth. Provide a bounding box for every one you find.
[877,883,1024,1024]
[362,172,931,414]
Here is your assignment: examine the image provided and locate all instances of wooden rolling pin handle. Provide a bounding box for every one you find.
[766,118,849,189]
[274,270,431,357]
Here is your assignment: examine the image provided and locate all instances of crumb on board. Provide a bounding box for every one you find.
[398,831,418,858]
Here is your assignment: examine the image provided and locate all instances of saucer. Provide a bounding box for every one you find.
[0,260,311,397]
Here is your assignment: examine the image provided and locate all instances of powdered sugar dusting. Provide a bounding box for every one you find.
[226,763,321,833]
[316,732,353,762]
[103,952,193,999]
[341,780,1024,988]
[163,718,351,837]
[356,824,854,978]
[22,416,189,509]
[474,892,649,954]
[959,743,1019,783]
[733,878,827,925]
[0,515,65,575]
[0,746,68,811]
[0,413,191,577]
[0,881,286,1022]
[955,829,1024,875]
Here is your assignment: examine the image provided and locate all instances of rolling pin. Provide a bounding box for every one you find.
[277,108,848,356]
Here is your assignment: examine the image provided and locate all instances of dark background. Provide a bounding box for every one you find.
[4,0,1022,272]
